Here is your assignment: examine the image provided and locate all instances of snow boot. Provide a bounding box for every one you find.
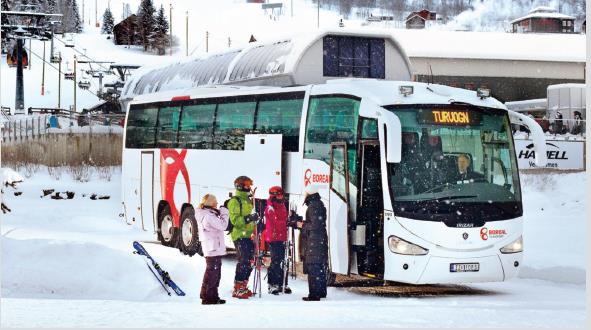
[302,296,321,301]
[232,281,250,299]
[242,280,254,297]
[202,298,226,305]
[268,285,281,295]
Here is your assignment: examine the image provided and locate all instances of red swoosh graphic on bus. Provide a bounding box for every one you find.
[160,149,191,227]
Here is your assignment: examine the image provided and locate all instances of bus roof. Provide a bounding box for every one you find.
[129,80,506,111]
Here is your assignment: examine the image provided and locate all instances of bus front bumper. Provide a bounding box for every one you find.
[384,252,522,284]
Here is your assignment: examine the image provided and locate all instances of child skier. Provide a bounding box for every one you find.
[263,186,292,294]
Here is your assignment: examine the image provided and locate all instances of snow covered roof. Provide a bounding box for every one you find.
[121,28,413,101]
[510,7,575,24]
[505,99,547,112]
[391,29,585,63]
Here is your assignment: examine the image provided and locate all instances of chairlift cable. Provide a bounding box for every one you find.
[23,44,102,100]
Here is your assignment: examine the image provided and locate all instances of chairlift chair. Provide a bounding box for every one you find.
[78,80,91,90]
[65,34,74,48]
[50,51,62,63]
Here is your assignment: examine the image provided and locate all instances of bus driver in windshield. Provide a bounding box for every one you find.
[454,154,484,183]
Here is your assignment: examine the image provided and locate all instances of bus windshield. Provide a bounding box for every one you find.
[385,105,522,226]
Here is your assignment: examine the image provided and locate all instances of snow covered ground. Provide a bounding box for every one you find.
[0,169,586,327]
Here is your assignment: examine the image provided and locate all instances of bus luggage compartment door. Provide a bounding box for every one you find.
[328,143,351,275]
[140,151,156,233]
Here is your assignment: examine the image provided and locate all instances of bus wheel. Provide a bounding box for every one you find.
[178,207,202,257]
[157,205,178,247]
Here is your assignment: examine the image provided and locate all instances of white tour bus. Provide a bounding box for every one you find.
[120,30,547,284]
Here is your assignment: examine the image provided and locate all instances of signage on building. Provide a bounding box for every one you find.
[514,139,585,170]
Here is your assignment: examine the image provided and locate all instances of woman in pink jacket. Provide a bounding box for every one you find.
[196,194,229,305]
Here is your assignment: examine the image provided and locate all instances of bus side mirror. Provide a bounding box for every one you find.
[508,110,547,167]
[378,110,402,163]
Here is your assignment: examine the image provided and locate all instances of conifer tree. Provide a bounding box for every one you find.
[101,7,115,34]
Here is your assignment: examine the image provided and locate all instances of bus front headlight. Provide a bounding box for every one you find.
[388,236,429,255]
[500,236,523,254]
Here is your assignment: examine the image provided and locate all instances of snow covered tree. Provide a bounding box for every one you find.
[46,0,57,13]
[101,7,115,34]
[70,0,82,32]
[137,0,156,51]
[1,0,10,52]
[150,4,169,55]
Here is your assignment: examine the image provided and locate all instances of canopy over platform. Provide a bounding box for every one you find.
[121,28,413,103]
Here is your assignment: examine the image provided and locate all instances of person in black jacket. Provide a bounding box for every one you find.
[296,184,328,301]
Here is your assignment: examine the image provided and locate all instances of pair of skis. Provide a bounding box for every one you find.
[132,241,185,296]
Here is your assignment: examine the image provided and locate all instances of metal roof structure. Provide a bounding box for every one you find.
[121,29,413,103]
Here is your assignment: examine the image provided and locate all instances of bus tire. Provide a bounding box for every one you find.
[178,207,203,257]
[157,204,178,247]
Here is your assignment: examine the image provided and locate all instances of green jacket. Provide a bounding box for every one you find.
[228,190,254,241]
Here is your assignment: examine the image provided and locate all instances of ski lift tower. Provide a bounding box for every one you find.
[1,9,62,114]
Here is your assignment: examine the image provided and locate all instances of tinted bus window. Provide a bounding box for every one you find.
[126,106,158,148]
[179,103,216,149]
[214,101,256,150]
[256,97,304,152]
[304,96,360,184]
[156,106,180,148]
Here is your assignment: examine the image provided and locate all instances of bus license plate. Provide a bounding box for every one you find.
[450,263,480,272]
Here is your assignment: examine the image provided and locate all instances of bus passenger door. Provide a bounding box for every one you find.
[357,141,384,276]
[328,143,351,275]
[140,151,156,233]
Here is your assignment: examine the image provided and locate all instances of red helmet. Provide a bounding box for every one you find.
[234,176,253,192]
[269,186,284,199]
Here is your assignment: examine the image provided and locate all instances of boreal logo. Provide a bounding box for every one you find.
[160,149,191,225]
[304,169,330,187]
[518,142,567,161]
[480,227,507,240]
[480,227,488,240]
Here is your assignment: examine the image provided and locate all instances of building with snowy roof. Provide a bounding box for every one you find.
[121,29,413,106]
[511,7,576,34]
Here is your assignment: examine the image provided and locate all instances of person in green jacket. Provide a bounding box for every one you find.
[229,176,257,299]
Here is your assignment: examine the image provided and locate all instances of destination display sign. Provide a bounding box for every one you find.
[417,109,482,126]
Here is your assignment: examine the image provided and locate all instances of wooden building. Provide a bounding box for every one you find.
[405,10,436,29]
[511,7,575,34]
[113,14,141,46]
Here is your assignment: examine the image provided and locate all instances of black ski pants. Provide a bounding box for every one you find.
[200,256,222,301]
[306,262,327,299]
[234,238,254,282]
[267,241,286,287]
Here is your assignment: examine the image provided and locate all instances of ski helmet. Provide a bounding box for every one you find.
[269,186,284,200]
[234,176,253,192]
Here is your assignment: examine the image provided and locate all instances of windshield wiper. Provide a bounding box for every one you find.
[415,195,478,202]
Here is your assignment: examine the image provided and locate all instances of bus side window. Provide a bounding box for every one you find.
[304,96,360,185]
[179,103,216,149]
[125,106,158,149]
[256,96,304,152]
[214,101,256,150]
[156,106,180,148]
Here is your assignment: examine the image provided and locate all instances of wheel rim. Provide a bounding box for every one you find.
[182,218,194,246]
[161,215,173,242]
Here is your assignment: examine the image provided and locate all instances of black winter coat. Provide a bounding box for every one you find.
[301,193,328,265]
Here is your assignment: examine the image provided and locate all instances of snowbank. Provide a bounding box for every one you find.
[518,172,586,284]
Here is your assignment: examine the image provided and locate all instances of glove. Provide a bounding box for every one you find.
[219,206,229,217]
[244,213,259,224]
